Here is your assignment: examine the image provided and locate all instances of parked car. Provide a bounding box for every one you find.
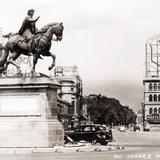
[119,126,126,132]
[144,124,150,131]
[134,125,140,132]
[65,124,113,145]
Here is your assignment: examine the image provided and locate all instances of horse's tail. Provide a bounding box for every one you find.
[0,46,9,73]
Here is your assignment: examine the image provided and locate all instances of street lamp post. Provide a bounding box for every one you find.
[142,102,145,131]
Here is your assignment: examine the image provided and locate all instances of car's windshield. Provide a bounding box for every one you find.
[83,126,91,132]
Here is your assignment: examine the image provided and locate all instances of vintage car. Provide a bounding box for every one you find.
[144,124,150,131]
[119,126,126,132]
[64,124,113,145]
[134,125,140,132]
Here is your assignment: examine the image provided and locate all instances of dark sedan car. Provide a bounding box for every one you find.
[65,124,113,145]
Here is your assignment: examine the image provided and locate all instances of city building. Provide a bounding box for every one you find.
[143,35,160,129]
[51,65,83,127]
[143,79,160,124]
[57,98,72,130]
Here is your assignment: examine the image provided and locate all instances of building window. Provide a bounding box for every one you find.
[149,94,153,102]
[154,108,157,113]
[158,84,160,90]
[71,87,74,91]
[149,83,152,91]
[149,108,152,115]
[158,95,160,101]
[154,83,157,91]
[71,100,75,106]
[154,94,158,101]
[159,108,160,113]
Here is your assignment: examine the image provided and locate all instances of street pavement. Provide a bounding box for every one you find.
[112,129,160,146]
[0,145,159,160]
[0,129,160,160]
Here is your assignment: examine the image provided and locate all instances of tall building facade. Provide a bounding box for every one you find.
[52,65,83,127]
[143,35,160,128]
[143,79,160,124]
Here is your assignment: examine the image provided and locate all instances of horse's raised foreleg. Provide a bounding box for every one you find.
[45,52,56,70]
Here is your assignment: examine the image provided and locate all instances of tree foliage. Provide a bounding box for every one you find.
[85,94,136,126]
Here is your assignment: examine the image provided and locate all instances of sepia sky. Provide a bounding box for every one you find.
[0,0,160,111]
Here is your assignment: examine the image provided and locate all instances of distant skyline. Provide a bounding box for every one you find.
[1,0,160,111]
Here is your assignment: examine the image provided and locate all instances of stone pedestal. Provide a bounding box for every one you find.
[0,75,64,148]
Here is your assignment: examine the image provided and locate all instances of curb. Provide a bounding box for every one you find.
[0,144,125,154]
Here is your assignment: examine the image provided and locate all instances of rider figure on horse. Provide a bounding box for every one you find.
[0,10,64,75]
[17,9,40,52]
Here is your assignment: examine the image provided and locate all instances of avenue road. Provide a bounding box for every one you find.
[1,129,160,160]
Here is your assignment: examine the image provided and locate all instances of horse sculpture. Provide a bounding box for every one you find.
[0,22,64,75]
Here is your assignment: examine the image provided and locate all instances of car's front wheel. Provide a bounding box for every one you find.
[100,141,108,145]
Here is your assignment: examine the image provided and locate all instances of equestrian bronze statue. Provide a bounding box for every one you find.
[0,9,64,75]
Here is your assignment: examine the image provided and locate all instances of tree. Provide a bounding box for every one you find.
[85,94,136,126]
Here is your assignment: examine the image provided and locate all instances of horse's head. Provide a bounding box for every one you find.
[40,22,64,41]
[52,22,64,41]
